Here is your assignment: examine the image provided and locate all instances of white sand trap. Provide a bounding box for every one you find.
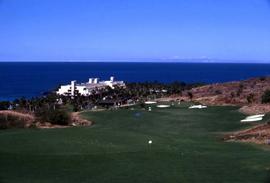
[145,101,157,104]
[157,105,170,108]
[240,114,265,123]
[241,117,263,123]
[189,105,207,109]
[246,114,265,119]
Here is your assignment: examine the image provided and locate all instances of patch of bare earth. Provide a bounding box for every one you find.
[181,76,270,107]
[0,110,34,119]
[156,96,189,102]
[0,110,93,129]
[224,123,270,145]
[35,122,70,129]
[70,112,93,126]
[162,77,270,110]
[0,110,35,128]
[239,104,270,115]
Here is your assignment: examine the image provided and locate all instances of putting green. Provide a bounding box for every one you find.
[0,104,270,183]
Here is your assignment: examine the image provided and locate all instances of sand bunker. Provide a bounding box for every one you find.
[156,105,170,108]
[189,105,207,109]
[246,114,265,119]
[241,117,263,123]
[145,101,157,104]
[240,114,265,123]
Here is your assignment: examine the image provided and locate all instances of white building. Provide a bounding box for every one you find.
[56,76,125,96]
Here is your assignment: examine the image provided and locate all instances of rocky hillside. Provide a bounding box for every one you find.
[224,123,270,145]
[185,76,270,106]
[176,76,270,114]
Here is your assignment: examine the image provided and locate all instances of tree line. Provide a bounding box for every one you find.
[0,81,203,111]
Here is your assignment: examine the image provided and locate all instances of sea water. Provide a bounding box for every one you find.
[0,62,270,100]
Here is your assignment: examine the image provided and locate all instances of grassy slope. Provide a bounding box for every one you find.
[0,103,270,183]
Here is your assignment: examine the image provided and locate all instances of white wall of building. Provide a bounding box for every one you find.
[56,76,125,96]
[56,85,71,96]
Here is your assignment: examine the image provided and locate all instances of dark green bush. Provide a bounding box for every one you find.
[261,90,270,104]
[260,76,266,81]
[0,101,10,110]
[187,92,193,100]
[215,90,222,95]
[35,108,70,125]
[247,93,255,103]
[140,102,145,109]
[0,115,26,129]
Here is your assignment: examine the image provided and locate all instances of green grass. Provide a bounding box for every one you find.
[0,103,270,183]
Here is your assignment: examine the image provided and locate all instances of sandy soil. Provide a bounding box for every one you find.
[0,110,34,120]
[0,110,93,129]
[239,104,270,115]
[0,110,35,127]
[224,123,270,145]
[70,112,93,126]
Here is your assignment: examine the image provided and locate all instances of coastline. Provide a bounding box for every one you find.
[1,62,270,101]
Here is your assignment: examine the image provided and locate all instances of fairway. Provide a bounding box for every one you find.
[0,104,270,183]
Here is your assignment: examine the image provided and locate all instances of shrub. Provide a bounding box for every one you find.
[0,101,10,110]
[247,94,255,103]
[0,114,26,129]
[261,90,270,104]
[35,108,70,125]
[230,92,235,98]
[187,92,193,100]
[236,84,244,97]
[260,76,266,81]
[215,90,222,95]
[73,104,79,112]
[140,102,145,109]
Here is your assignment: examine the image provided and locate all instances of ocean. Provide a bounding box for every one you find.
[0,62,270,101]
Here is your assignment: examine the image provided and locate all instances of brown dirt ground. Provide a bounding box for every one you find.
[70,112,93,126]
[0,110,93,129]
[224,123,270,145]
[0,110,35,127]
[239,104,270,115]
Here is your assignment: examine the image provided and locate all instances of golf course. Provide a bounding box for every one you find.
[0,103,270,183]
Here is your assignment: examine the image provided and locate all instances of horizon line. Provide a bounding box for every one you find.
[0,58,270,64]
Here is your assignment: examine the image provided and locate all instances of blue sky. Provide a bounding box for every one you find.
[0,0,270,62]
